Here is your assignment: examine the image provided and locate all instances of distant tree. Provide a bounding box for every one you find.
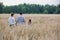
[45,4,57,14]
[43,10,48,14]
[2,3,60,14]
[56,4,60,14]
[0,2,3,13]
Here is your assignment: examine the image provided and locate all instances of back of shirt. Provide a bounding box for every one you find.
[16,16,25,24]
[8,17,15,25]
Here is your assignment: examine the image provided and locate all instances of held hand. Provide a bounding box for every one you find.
[15,23,17,26]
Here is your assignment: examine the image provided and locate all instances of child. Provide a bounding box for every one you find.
[8,14,15,27]
[28,19,31,25]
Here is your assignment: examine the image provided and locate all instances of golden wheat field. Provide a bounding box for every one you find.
[0,14,60,40]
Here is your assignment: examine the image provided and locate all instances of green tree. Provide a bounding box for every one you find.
[0,2,3,13]
[56,4,60,14]
[2,3,60,14]
[43,10,48,14]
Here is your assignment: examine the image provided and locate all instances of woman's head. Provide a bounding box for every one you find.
[11,14,14,17]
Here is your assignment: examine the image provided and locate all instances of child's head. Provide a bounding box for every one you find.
[29,19,31,22]
[11,14,14,17]
[28,19,31,25]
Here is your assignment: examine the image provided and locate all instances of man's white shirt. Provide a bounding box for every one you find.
[8,17,15,25]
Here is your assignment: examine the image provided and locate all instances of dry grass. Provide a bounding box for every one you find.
[0,14,60,40]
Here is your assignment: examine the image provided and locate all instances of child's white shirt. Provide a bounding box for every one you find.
[8,17,15,25]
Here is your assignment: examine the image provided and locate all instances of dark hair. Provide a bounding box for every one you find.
[20,13,22,15]
[11,14,14,16]
[29,19,31,22]
[28,19,31,25]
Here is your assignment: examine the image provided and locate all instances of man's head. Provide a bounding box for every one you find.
[20,13,22,15]
[11,14,14,17]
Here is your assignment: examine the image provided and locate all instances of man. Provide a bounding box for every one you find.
[16,13,25,26]
[8,14,15,26]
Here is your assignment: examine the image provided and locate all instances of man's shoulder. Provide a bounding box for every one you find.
[19,16,24,18]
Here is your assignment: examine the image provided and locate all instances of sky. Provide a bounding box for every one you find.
[0,0,60,6]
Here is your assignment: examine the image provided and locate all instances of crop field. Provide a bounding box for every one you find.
[0,14,60,40]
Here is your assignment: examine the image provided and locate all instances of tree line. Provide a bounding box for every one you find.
[0,3,60,14]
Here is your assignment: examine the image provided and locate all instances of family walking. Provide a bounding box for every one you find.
[8,13,31,27]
